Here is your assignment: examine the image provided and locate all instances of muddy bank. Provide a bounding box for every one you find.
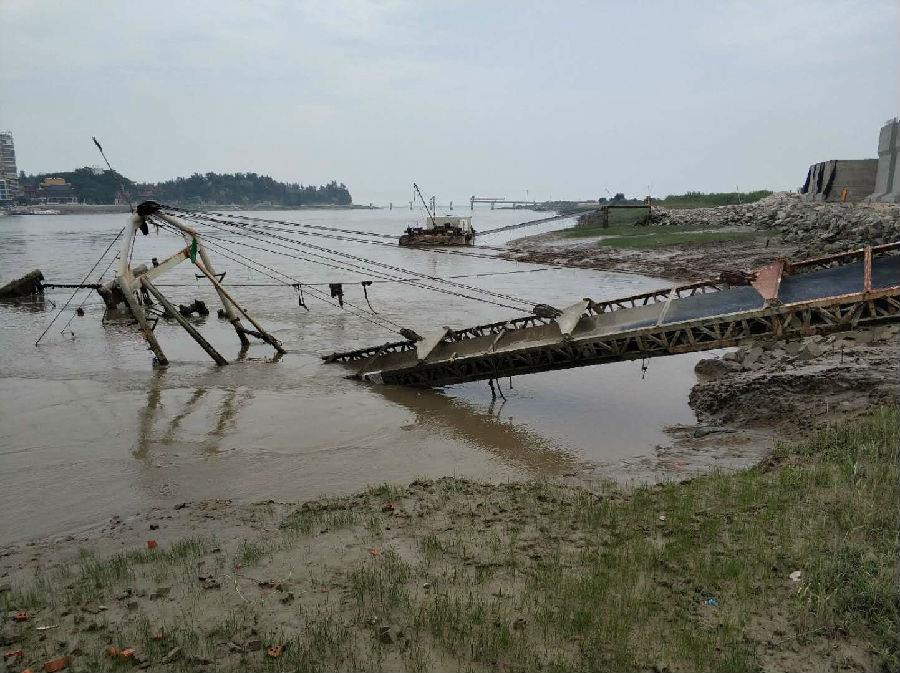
[690,325,900,432]
[502,192,900,283]
[2,406,898,672]
[503,231,792,283]
[501,194,900,455]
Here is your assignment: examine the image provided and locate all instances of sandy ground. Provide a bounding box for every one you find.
[2,460,895,672]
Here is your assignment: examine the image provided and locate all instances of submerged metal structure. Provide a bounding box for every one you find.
[324,242,900,387]
[101,203,284,366]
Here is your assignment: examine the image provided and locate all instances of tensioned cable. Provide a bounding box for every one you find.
[35,224,127,346]
[155,216,529,314]
[166,210,536,310]
[179,217,532,312]
[45,267,553,288]
[151,219,408,334]
[57,249,121,335]
[164,205,516,257]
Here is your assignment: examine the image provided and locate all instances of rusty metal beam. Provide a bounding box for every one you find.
[324,242,900,387]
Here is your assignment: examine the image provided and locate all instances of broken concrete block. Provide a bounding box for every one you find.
[798,341,824,361]
[741,347,764,367]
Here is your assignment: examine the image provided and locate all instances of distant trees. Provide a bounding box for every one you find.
[146,173,352,207]
[20,169,353,206]
[21,168,134,204]
[659,190,772,208]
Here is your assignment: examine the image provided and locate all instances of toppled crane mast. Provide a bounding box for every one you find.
[323,241,900,387]
[98,202,284,367]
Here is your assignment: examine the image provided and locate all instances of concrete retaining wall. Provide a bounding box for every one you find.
[800,159,877,202]
[867,118,900,203]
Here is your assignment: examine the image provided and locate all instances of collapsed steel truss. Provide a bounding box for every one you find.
[324,242,900,387]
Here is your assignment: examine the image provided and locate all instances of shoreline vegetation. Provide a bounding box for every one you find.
[2,408,897,672]
[16,170,353,208]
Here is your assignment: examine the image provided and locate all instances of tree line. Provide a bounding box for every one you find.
[19,169,352,206]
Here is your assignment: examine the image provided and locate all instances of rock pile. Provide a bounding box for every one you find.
[694,324,900,379]
[649,192,900,257]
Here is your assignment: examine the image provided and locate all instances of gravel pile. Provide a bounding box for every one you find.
[649,192,900,256]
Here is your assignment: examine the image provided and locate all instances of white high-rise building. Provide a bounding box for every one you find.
[0,131,20,203]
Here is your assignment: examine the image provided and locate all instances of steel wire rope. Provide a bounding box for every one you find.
[151,218,404,330]
[46,267,553,288]
[163,204,515,252]
[34,224,127,346]
[165,210,536,310]
[57,249,121,336]
[154,217,529,320]
[150,216,486,314]
[163,205,519,257]
[170,215,531,312]
[151,219,407,335]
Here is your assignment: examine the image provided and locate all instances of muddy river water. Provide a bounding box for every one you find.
[0,208,722,544]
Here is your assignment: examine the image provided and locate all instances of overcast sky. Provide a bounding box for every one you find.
[1,1,897,203]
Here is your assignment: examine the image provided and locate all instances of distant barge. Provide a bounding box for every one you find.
[399,215,475,246]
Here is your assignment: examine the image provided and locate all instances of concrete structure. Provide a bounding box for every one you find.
[867,117,900,203]
[800,159,877,202]
[0,131,19,203]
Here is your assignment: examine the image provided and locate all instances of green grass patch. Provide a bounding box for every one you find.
[599,228,763,248]
[659,190,772,209]
[562,216,764,249]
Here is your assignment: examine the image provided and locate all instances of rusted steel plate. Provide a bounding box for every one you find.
[751,259,786,303]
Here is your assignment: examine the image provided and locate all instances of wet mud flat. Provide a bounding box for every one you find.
[2,406,898,672]
[502,230,795,283]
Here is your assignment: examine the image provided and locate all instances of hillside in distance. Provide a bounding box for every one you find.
[20,168,352,206]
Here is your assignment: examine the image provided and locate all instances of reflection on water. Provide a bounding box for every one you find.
[377,385,578,474]
[0,208,708,544]
[135,370,254,458]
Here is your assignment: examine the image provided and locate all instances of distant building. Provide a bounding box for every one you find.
[31,177,79,205]
[0,131,19,203]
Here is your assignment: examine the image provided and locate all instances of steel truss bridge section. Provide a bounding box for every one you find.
[323,242,900,387]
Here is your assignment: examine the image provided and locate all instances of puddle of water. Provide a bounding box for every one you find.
[0,209,712,544]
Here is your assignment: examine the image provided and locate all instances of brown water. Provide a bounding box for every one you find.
[0,209,711,544]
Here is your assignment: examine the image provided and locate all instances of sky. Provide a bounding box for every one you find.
[1,0,898,204]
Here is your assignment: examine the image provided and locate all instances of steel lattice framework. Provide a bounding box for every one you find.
[324,242,900,387]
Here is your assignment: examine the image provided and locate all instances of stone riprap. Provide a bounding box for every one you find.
[648,192,900,256]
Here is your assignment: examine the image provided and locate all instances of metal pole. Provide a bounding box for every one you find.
[117,274,168,366]
[151,211,250,348]
[140,277,227,366]
[193,260,286,354]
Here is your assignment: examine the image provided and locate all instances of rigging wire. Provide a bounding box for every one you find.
[151,219,407,335]
[164,209,537,310]
[162,205,515,255]
[173,216,531,312]
[44,267,553,289]
[57,250,120,336]
[154,217,527,322]
[34,223,127,346]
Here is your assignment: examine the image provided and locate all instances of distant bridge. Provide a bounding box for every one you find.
[470,196,539,210]
[324,242,900,387]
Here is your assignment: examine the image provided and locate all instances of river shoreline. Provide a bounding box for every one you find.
[1,410,896,672]
[1,199,898,671]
